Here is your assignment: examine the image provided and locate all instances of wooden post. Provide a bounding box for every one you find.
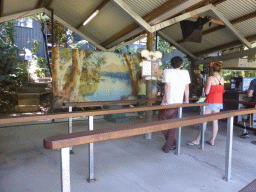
[145,32,154,139]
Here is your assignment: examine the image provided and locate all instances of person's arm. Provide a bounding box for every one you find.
[248,89,254,97]
[163,82,170,105]
[184,84,189,103]
[205,76,212,95]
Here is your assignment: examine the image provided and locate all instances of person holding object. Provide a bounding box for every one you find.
[187,61,225,146]
[158,56,190,153]
[240,78,256,138]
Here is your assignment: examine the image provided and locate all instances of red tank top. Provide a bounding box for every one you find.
[205,77,225,104]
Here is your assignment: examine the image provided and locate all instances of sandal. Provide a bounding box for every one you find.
[187,141,199,146]
[205,141,214,146]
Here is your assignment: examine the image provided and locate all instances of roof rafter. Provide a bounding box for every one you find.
[101,0,184,47]
[195,46,256,65]
[46,0,54,9]
[211,6,251,48]
[177,10,256,44]
[76,0,110,30]
[0,0,4,17]
[194,34,256,57]
[158,31,197,59]
[43,8,107,51]
[36,0,45,8]
[151,4,214,32]
[112,0,152,33]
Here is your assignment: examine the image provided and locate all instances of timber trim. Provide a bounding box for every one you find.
[0,102,207,125]
[44,108,256,150]
[194,34,256,57]
[0,0,4,17]
[36,0,45,8]
[77,0,110,30]
[46,0,54,9]
[101,0,184,47]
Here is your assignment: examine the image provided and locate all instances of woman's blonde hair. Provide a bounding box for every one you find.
[211,61,223,72]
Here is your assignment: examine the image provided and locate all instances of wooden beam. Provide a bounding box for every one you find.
[203,10,256,35]
[101,0,184,47]
[194,34,256,57]
[0,0,4,17]
[0,102,207,125]
[46,0,54,9]
[76,0,110,30]
[44,108,256,150]
[36,0,45,8]
[177,10,256,44]
[195,46,256,65]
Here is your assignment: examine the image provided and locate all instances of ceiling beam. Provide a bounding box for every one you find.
[46,0,54,9]
[211,6,251,48]
[151,4,214,32]
[0,8,45,23]
[107,34,147,52]
[158,31,197,60]
[43,8,107,51]
[36,0,45,8]
[112,0,152,33]
[0,0,4,17]
[195,46,256,65]
[101,0,184,47]
[203,10,256,35]
[194,34,256,57]
[77,0,110,30]
[176,10,256,44]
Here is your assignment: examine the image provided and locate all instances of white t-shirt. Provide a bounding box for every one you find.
[162,69,191,104]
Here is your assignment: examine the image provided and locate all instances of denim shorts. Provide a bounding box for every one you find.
[206,103,223,111]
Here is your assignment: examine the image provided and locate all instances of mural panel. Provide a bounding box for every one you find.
[52,48,141,107]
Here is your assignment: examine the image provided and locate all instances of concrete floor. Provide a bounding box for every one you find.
[1,110,256,192]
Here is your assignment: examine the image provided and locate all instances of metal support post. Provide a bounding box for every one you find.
[201,106,206,150]
[61,147,71,192]
[68,106,74,154]
[145,79,152,140]
[87,116,96,182]
[224,116,234,181]
[176,107,182,155]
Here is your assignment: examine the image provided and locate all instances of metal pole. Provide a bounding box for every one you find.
[68,106,74,154]
[224,116,234,181]
[87,116,96,182]
[145,80,152,140]
[61,147,71,192]
[176,107,182,155]
[201,106,206,150]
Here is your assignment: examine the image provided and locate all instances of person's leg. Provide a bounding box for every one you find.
[207,109,220,145]
[162,109,178,153]
[187,108,212,145]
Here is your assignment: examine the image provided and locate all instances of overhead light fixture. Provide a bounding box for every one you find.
[83,10,99,26]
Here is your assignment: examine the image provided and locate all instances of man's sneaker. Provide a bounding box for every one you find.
[240,132,249,138]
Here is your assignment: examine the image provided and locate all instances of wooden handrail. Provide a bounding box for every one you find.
[0,103,207,125]
[63,98,163,107]
[64,97,200,107]
[44,108,256,150]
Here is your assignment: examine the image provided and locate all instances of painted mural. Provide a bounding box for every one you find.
[52,47,141,108]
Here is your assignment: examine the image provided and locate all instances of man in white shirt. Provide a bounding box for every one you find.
[159,56,191,153]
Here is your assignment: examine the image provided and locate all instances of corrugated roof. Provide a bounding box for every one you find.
[0,0,255,57]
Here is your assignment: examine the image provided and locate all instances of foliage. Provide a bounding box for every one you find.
[28,38,42,54]
[157,35,176,53]
[0,21,21,113]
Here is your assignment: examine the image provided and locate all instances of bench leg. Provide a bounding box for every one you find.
[61,147,71,192]
[201,106,206,150]
[176,107,182,155]
[87,116,96,182]
[68,106,74,154]
[224,116,234,181]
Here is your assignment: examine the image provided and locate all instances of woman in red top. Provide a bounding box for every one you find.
[187,61,225,146]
